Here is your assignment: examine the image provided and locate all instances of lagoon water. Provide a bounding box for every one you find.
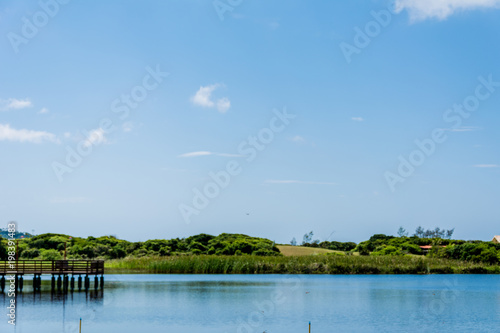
[1,274,499,332]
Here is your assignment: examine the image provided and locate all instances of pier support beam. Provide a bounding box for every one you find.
[0,275,5,292]
[78,275,82,291]
[84,275,89,291]
[94,276,98,290]
[70,276,75,291]
[100,275,104,290]
[18,275,23,292]
[51,275,55,292]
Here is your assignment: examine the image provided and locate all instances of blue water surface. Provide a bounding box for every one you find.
[1,274,499,332]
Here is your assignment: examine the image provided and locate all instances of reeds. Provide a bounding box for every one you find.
[105,255,500,274]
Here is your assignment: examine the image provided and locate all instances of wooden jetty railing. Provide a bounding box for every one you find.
[0,260,104,275]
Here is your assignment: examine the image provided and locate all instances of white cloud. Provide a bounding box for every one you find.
[351,117,364,122]
[0,98,33,111]
[395,0,500,21]
[473,164,500,168]
[265,180,336,185]
[63,132,72,139]
[38,107,49,114]
[178,151,242,158]
[82,128,107,148]
[0,123,59,144]
[191,84,231,113]
[290,135,305,143]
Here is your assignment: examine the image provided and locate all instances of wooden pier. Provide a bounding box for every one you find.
[0,260,105,293]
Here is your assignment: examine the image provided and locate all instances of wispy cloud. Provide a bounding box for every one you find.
[82,128,107,148]
[0,98,33,111]
[191,84,231,113]
[178,151,242,158]
[38,107,49,114]
[216,97,231,113]
[0,123,59,144]
[50,197,91,204]
[351,117,364,122]
[122,122,134,133]
[395,0,500,22]
[473,164,500,168]
[290,135,305,143]
[265,180,336,185]
[443,126,481,132]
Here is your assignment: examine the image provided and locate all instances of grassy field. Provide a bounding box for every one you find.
[105,254,500,274]
[277,245,344,256]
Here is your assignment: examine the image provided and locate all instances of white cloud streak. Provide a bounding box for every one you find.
[265,180,336,185]
[0,98,33,111]
[473,164,500,168]
[351,117,364,122]
[395,0,500,21]
[443,126,481,132]
[0,123,59,144]
[178,151,242,158]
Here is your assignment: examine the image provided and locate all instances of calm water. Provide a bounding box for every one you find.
[1,274,500,332]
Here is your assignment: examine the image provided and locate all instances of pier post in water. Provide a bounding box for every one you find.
[36,274,42,292]
[63,275,69,293]
[94,276,98,290]
[0,275,5,292]
[51,275,56,292]
[100,275,104,290]
[57,275,62,292]
[70,275,75,292]
[78,275,82,291]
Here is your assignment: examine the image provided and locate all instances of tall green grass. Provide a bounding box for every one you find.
[105,255,500,274]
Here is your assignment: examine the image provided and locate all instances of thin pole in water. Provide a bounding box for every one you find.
[309,321,311,333]
[79,318,82,333]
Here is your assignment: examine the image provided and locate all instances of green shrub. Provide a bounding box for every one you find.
[371,246,403,256]
[22,248,40,259]
[40,249,62,260]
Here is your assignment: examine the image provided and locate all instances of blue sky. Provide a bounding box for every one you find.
[1,0,499,243]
